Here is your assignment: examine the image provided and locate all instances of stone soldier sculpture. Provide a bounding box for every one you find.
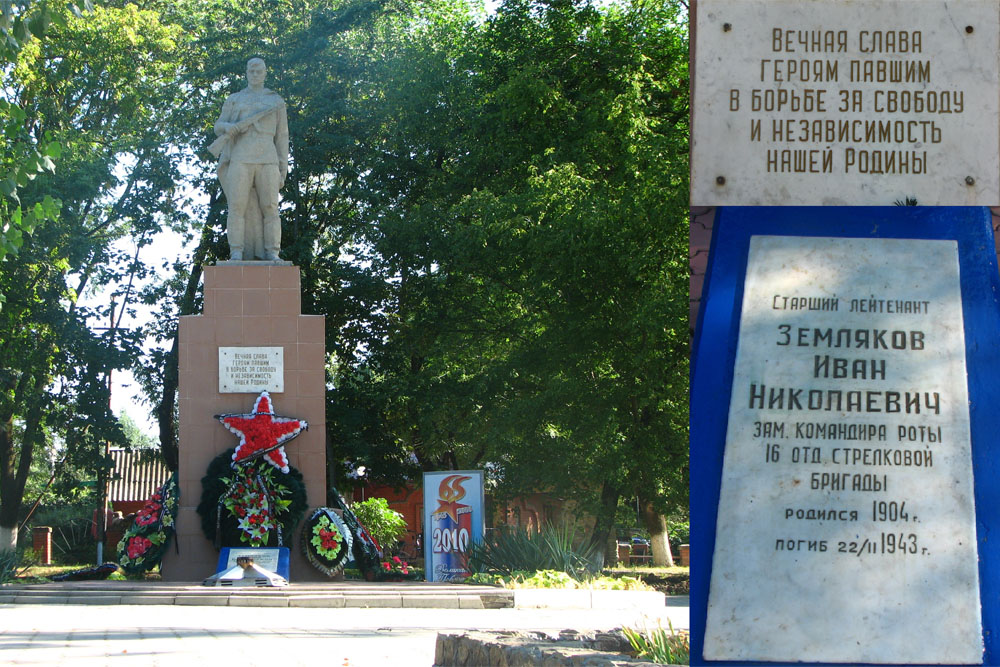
[210,58,288,261]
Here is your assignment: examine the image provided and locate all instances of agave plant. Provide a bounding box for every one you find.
[465,520,599,579]
[0,549,19,584]
[622,620,690,664]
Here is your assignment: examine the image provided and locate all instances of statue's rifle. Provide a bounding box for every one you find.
[207,101,286,159]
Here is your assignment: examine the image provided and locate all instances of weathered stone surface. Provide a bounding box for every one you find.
[228,595,289,607]
[433,631,661,666]
[692,0,1000,205]
[212,58,288,261]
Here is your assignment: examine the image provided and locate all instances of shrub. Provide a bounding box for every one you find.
[351,497,407,551]
[465,520,599,579]
[667,518,689,558]
[622,620,690,664]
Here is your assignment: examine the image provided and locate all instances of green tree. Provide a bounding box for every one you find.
[122,0,689,569]
[118,413,156,450]
[0,1,77,301]
[328,0,689,563]
[352,496,408,550]
[0,2,187,548]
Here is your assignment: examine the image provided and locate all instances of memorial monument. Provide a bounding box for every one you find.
[161,59,327,581]
[689,1,1000,664]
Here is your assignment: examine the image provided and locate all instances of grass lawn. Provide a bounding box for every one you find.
[6,564,161,584]
[603,565,689,595]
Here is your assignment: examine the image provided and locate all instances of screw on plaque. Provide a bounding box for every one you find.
[965,176,975,186]
[723,23,732,32]
[716,176,726,186]
[965,25,974,34]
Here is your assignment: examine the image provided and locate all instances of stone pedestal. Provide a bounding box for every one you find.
[161,264,326,581]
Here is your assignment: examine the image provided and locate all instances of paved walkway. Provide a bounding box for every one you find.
[0,598,689,665]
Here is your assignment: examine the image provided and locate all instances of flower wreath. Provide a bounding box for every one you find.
[329,488,383,579]
[117,473,179,575]
[302,507,354,577]
[196,448,307,549]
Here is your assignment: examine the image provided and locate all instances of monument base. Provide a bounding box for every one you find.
[161,264,327,582]
[215,259,293,267]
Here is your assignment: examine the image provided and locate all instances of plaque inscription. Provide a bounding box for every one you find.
[704,237,982,664]
[691,0,1000,205]
[219,347,284,393]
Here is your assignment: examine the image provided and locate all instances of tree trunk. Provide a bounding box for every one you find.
[157,205,215,472]
[157,335,180,472]
[0,403,39,554]
[0,417,16,550]
[640,499,674,567]
[0,525,15,550]
[589,481,621,569]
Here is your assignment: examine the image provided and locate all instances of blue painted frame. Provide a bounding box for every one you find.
[690,207,1000,666]
[216,546,290,580]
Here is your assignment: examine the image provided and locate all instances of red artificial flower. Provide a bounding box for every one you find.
[134,509,158,527]
[217,392,307,472]
[382,562,390,570]
[393,556,401,564]
[126,536,153,559]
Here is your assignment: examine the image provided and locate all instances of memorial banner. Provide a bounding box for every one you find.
[422,470,484,582]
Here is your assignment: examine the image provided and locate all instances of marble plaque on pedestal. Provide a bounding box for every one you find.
[217,547,290,580]
[704,236,982,664]
[219,346,284,393]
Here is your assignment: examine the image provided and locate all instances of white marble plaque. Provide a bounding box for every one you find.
[704,237,982,664]
[691,0,1000,206]
[221,547,281,572]
[219,347,283,393]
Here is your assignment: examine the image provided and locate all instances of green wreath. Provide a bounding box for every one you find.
[302,507,354,577]
[330,487,383,579]
[196,448,307,549]
[118,473,179,575]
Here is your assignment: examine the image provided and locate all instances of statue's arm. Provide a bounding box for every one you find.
[214,96,236,136]
[276,102,289,181]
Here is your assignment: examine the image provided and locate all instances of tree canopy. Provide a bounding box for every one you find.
[0,0,189,547]
[1,0,689,559]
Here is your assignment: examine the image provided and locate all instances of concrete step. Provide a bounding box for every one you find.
[0,581,668,610]
[0,581,515,609]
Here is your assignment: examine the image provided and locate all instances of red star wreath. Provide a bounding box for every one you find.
[215,391,308,473]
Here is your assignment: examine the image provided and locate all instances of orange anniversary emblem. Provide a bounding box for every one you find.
[434,474,472,522]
